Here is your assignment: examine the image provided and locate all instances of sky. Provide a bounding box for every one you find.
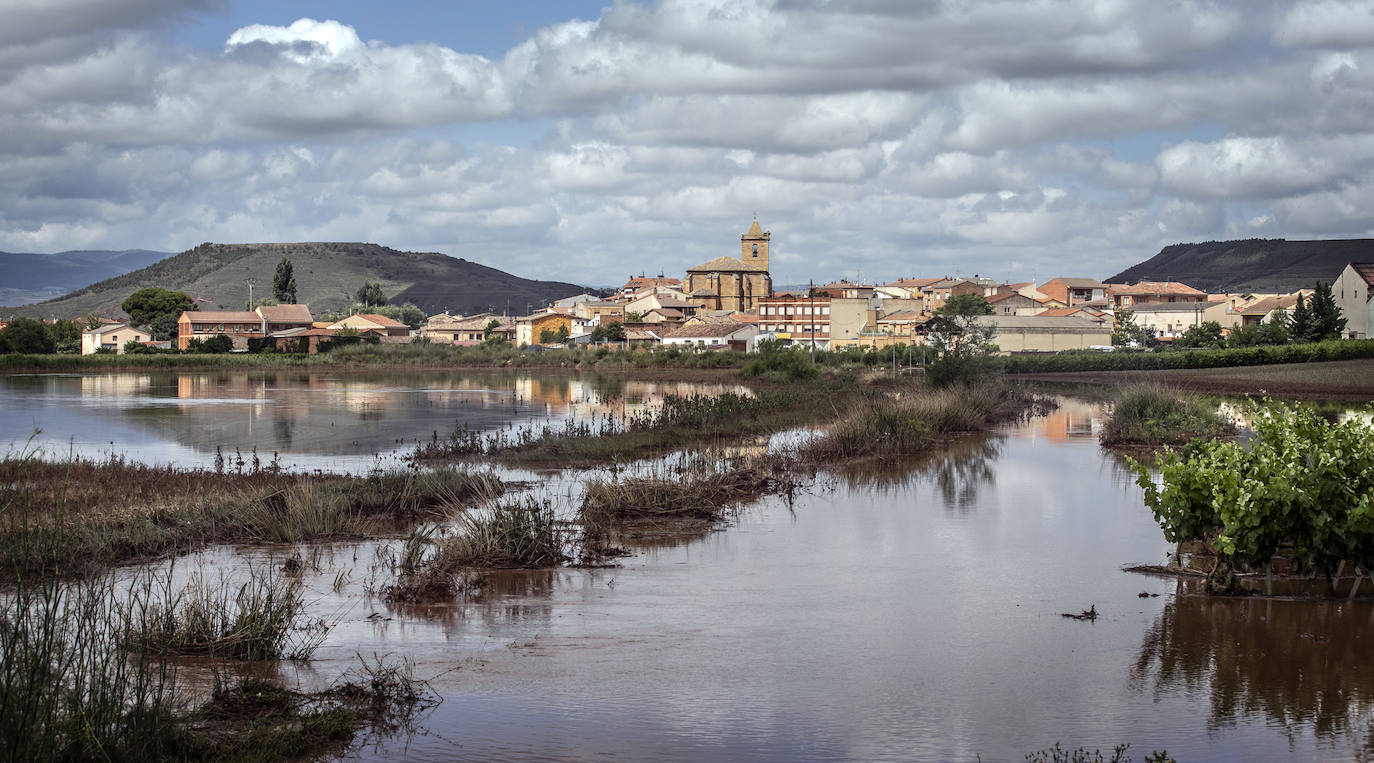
[6,0,1374,288]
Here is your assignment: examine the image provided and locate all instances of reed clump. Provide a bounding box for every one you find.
[579,457,799,532]
[0,457,503,581]
[441,496,567,568]
[806,383,1036,460]
[127,566,330,662]
[1100,385,1234,447]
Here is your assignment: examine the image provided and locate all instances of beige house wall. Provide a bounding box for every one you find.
[1335,265,1373,339]
[990,326,1113,352]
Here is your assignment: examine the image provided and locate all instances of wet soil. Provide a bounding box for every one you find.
[1018,357,1374,401]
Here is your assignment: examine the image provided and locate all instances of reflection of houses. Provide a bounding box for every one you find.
[684,219,773,312]
[81,323,153,354]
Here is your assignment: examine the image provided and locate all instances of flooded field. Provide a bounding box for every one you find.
[0,370,747,472]
[4,372,1371,761]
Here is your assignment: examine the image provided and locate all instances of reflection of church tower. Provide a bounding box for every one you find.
[741,218,770,271]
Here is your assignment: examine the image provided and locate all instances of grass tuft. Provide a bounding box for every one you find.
[1099,385,1234,447]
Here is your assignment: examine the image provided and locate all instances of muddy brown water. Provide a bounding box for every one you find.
[6,373,1373,761]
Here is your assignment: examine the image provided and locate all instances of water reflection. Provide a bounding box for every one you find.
[833,435,1003,512]
[0,371,748,471]
[1132,593,1374,745]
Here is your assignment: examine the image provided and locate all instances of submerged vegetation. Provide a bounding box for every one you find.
[1099,386,1234,447]
[1133,401,1374,594]
[804,383,1044,461]
[0,455,502,581]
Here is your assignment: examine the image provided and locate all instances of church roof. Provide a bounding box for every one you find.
[745,219,764,237]
[686,255,768,273]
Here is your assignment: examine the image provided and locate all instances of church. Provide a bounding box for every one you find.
[684,219,774,312]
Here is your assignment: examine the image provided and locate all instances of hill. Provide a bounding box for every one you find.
[0,242,588,319]
[0,248,170,306]
[1106,239,1374,293]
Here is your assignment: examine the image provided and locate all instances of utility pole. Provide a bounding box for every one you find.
[809,279,816,363]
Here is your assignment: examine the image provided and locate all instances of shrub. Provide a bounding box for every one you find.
[1100,386,1233,447]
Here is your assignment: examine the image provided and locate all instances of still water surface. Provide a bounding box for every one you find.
[4,373,1371,761]
[0,370,744,471]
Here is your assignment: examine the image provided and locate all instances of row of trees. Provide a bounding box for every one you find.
[1114,282,1348,350]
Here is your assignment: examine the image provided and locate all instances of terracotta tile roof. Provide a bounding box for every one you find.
[1047,278,1106,288]
[1351,262,1374,286]
[888,277,941,288]
[664,319,752,339]
[185,311,260,323]
[358,313,407,327]
[1108,281,1206,296]
[686,255,768,273]
[257,304,313,323]
[1037,307,1084,317]
[1240,295,1301,315]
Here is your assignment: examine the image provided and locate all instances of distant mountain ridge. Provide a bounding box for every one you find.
[1106,239,1374,293]
[2,242,588,319]
[0,248,171,305]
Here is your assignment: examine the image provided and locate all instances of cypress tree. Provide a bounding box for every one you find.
[1289,293,1312,343]
[274,257,298,303]
[1307,281,1347,341]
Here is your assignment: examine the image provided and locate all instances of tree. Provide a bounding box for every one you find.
[0,318,55,354]
[1175,321,1225,349]
[1289,293,1312,343]
[590,321,626,342]
[924,293,996,387]
[555,325,570,343]
[1111,309,1152,347]
[1257,309,1290,346]
[483,319,500,341]
[355,281,386,307]
[539,328,556,344]
[1306,281,1347,341]
[48,319,82,353]
[273,257,298,303]
[121,288,195,340]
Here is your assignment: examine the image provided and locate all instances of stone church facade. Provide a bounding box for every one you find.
[685,219,774,312]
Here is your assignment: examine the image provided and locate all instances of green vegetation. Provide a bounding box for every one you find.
[741,338,818,382]
[1024,744,1175,763]
[122,287,196,340]
[1132,401,1374,594]
[0,455,502,581]
[1003,338,1374,373]
[444,496,567,568]
[1100,386,1234,447]
[580,458,795,533]
[805,384,1036,461]
[0,317,56,354]
[1291,282,1347,342]
[128,566,329,661]
[1111,309,1153,347]
[355,280,386,307]
[588,321,625,342]
[273,257,297,304]
[924,293,997,388]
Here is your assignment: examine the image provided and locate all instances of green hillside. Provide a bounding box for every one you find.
[2,242,588,319]
[1106,239,1374,293]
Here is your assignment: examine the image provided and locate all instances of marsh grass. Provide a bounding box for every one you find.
[1099,385,1235,447]
[0,457,503,581]
[579,456,801,533]
[128,565,330,662]
[416,382,858,467]
[806,383,1037,460]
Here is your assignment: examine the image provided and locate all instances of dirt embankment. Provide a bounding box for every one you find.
[1019,358,1374,402]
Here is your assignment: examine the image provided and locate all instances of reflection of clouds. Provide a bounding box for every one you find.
[1132,594,1374,742]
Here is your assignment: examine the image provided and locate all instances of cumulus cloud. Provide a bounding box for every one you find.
[7,1,1374,286]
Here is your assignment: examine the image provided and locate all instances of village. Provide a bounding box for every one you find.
[41,220,1373,357]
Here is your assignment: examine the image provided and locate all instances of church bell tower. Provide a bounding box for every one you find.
[741,218,769,270]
